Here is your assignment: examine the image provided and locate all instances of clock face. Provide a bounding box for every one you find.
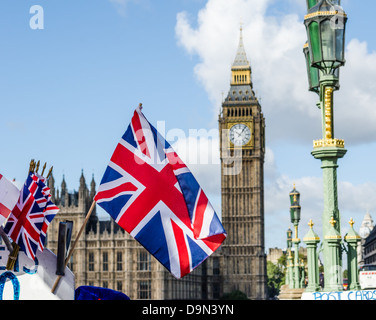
[360,227,371,239]
[229,123,251,147]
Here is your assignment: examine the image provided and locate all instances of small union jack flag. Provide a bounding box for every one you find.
[4,172,59,260]
[34,175,59,252]
[95,106,226,279]
[0,174,20,226]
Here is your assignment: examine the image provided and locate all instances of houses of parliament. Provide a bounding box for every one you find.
[46,28,268,300]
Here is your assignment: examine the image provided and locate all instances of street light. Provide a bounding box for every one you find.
[287,228,293,249]
[303,0,348,144]
[306,0,318,11]
[286,228,293,287]
[289,185,301,229]
[303,42,320,94]
[304,0,347,75]
[303,0,349,292]
[289,185,302,289]
[303,41,340,95]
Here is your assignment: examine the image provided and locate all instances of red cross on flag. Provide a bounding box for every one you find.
[0,174,20,226]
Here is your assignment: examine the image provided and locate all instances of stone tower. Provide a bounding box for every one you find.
[218,27,267,299]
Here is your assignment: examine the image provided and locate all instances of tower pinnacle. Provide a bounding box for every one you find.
[232,25,249,68]
[230,26,252,87]
[224,25,255,102]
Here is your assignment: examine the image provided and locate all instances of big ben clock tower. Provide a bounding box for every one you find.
[218,27,267,300]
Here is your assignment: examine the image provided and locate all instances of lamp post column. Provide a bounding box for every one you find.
[344,218,361,291]
[300,259,306,288]
[289,185,302,289]
[287,251,294,287]
[303,219,321,292]
[286,228,293,287]
[324,216,343,292]
[311,144,346,285]
[293,235,301,289]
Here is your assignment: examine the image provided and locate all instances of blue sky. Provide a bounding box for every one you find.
[1,0,376,252]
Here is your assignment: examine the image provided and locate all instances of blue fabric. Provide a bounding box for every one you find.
[134,211,171,272]
[75,286,130,300]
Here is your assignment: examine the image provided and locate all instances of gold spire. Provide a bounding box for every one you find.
[46,166,53,179]
[329,216,336,227]
[308,219,314,229]
[41,162,47,176]
[349,217,355,228]
[29,159,35,173]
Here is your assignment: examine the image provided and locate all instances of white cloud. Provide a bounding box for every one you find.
[336,39,376,144]
[171,132,220,194]
[264,147,279,181]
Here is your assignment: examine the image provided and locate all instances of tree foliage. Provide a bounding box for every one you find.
[267,260,285,298]
[220,290,249,300]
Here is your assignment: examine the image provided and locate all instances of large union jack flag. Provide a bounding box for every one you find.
[4,172,59,260]
[95,106,226,279]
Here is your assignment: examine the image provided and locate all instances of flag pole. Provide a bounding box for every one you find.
[51,200,96,294]
[0,227,13,253]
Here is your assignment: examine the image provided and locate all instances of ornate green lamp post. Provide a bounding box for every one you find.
[287,228,293,250]
[324,216,343,291]
[286,228,293,286]
[290,185,302,289]
[300,259,306,288]
[303,219,321,292]
[344,218,361,291]
[303,0,348,292]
